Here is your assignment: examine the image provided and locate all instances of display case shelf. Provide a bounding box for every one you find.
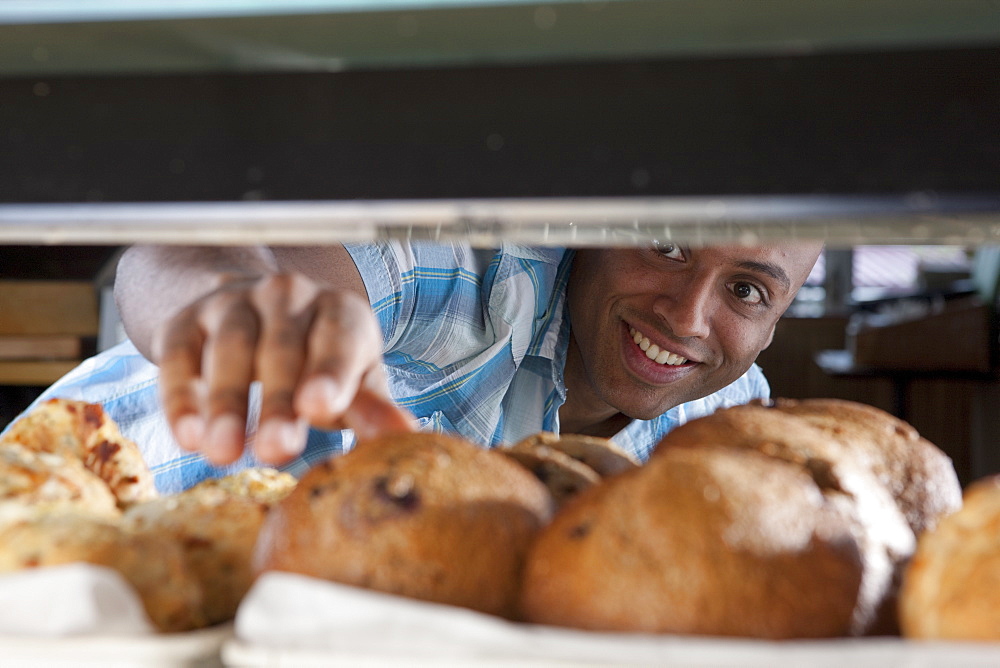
[1,0,998,245]
[1,195,999,248]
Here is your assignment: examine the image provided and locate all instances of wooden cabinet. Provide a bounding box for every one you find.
[759,314,999,486]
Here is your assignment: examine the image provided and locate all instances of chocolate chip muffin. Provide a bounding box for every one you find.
[511,432,639,477]
[520,444,868,638]
[522,399,948,638]
[759,398,961,535]
[649,401,921,635]
[254,432,553,619]
[501,442,601,508]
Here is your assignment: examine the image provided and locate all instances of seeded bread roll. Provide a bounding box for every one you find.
[899,475,1000,640]
[520,445,866,638]
[0,442,120,525]
[1,398,157,507]
[254,432,553,619]
[761,398,961,535]
[0,513,204,632]
[124,468,297,626]
[651,402,917,635]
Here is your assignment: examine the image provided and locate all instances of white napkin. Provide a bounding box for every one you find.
[0,563,155,636]
[232,573,1000,667]
[234,572,739,664]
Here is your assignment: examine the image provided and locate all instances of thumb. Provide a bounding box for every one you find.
[345,387,418,440]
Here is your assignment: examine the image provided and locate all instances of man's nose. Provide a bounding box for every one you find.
[652,279,712,339]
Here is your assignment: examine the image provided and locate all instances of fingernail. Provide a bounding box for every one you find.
[206,414,245,457]
[303,376,346,413]
[175,414,205,450]
[259,419,307,457]
[286,418,308,455]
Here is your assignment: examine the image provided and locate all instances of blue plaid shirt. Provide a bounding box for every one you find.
[11,242,770,493]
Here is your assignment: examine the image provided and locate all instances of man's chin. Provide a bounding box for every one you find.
[613,384,728,421]
[616,397,694,422]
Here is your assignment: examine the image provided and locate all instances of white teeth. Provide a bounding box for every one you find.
[628,327,688,366]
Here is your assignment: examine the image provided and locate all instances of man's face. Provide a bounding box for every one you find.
[566,242,822,420]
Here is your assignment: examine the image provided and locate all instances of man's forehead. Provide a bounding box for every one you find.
[708,241,823,270]
[694,241,823,290]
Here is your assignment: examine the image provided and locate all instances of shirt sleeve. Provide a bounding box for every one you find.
[344,241,496,360]
[343,241,409,349]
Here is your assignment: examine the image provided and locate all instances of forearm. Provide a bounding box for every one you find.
[114,245,279,361]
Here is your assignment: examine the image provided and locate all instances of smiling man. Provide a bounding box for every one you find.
[17,240,822,492]
[560,242,822,439]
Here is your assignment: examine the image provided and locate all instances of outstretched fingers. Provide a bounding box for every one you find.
[156,313,207,452]
[155,273,413,466]
[157,292,261,465]
[293,289,414,436]
[251,275,315,463]
[200,300,258,464]
[345,364,418,440]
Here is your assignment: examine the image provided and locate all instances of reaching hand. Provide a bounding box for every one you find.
[152,272,416,465]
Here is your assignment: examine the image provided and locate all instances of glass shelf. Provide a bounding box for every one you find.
[2,195,998,247]
[3,0,998,245]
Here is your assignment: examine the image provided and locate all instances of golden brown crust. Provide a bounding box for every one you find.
[0,513,204,632]
[1,398,157,507]
[124,468,295,626]
[644,402,918,635]
[520,446,865,638]
[899,475,1000,640]
[254,432,553,619]
[0,442,120,524]
[762,398,961,535]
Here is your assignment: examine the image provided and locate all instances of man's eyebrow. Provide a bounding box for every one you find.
[737,261,791,292]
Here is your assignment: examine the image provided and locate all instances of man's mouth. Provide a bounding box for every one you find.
[628,326,689,366]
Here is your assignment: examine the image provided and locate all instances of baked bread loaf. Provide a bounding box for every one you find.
[125,468,297,626]
[899,475,1000,640]
[0,513,204,632]
[1,398,157,507]
[254,431,554,619]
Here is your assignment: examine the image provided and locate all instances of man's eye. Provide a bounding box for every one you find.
[733,282,764,304]
[653,240,683,260]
